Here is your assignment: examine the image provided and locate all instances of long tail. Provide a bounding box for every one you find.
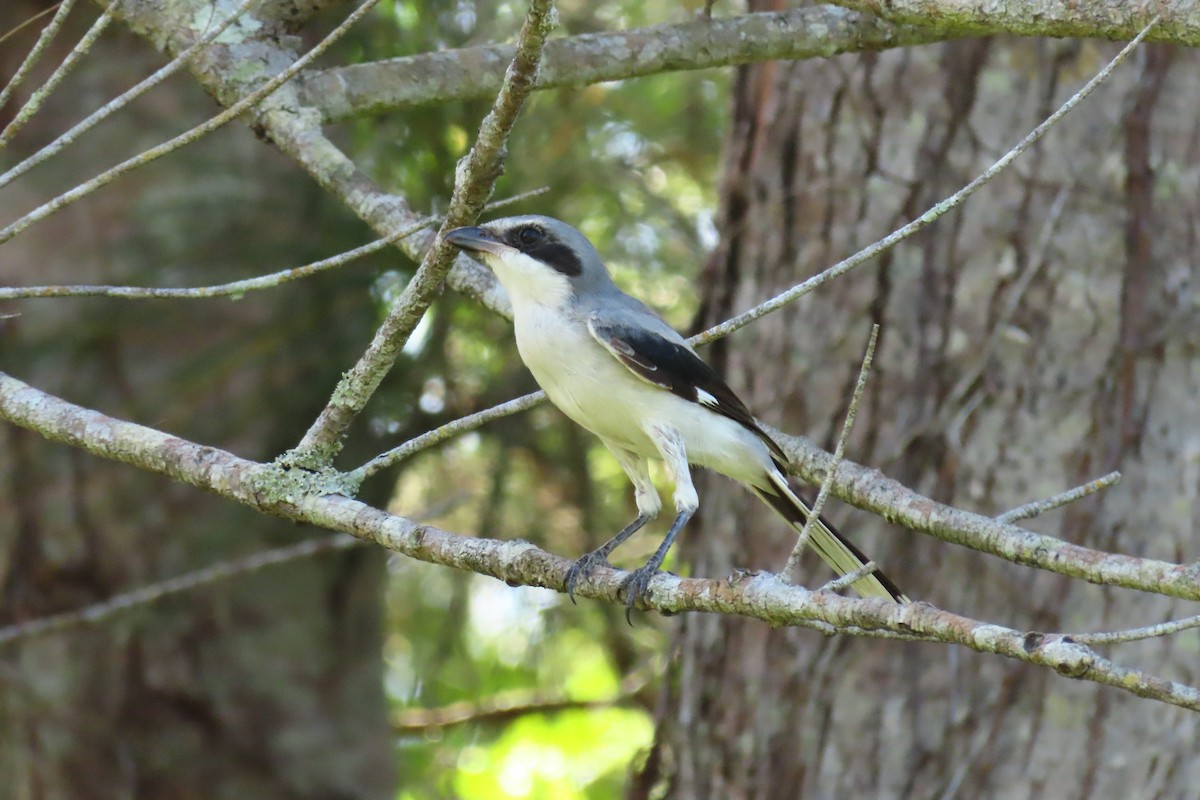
[753,470,908,602]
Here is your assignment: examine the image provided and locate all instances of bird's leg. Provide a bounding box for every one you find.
[564,444,660,602]
[565,513,652,602]
[620,506,694,623]
[621,425,698,622]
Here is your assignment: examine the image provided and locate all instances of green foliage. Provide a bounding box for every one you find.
[332,1,731,795]
[452,709,653,799]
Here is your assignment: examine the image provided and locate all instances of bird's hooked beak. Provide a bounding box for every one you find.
[444,226,510,256]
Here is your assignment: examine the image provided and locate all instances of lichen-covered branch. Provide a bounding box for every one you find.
[832,0,1196,46]
[0,0,382,246]
[764,426,1200,602]
[0,0,260,191]
[0,0,80,119]
[2,371,1198,712]
[291,0,557,460]
[0,0,119,147]
[302,6,940,122]
[0,219,429,299]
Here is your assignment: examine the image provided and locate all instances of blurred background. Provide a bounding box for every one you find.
[1,1,1198,798]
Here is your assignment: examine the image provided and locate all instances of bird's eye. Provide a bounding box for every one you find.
[517,226,545,246]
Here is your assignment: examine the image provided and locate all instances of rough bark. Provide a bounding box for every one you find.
[0,7,394,797]
[641,22,1200,800]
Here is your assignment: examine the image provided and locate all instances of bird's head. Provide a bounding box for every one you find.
[445,215,611,309]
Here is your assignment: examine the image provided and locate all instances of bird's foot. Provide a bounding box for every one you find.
[619,565,660,624]
[564,550,613,603]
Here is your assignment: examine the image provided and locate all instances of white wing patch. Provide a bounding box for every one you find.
[695,388,720,407]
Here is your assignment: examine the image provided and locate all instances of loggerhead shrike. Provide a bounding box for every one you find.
[445,216,906,616]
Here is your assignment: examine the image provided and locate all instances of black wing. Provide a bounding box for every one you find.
[587,315,786,462]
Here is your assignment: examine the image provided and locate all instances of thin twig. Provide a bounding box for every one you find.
[0,0,119,147]
[0,0,384,246]
[0,0,260,190]
[0,218,430,300]
[0,0,77,117]
[0,3,64,48]
[0,492,468,648]
[997,471,1122,524]
[351,391,546,481]
[0,535,363,647]
[291,0,557,460]
[0,188,547,300]
[393,669,652,733]
[1065,614,1200,645]
[784,324,878,581]
[943,185,1073,449]
[693,20,1159,346]
[817,561,879,594]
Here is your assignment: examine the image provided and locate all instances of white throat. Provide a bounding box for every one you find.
[483,250,574,312]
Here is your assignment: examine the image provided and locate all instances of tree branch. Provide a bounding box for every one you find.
[0,0,119,147]
[393,671,650,733]
[997,472,1122,525]
[350,391,546,482]
[0,0,260,191]
[0,0,383,246]
[0,188,542,300]
[0,218,430,300]
[786,325,878,582]
[2,371,1198,712]
[765,425,1200,602]
[0,0,78,116]
[301,6,942,122]
[0,535,364,646]
[831,0,1198,46]
[290,0,557,461]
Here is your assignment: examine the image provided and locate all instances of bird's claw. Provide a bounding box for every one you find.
[564,551,612,603]
[620,565,659,625]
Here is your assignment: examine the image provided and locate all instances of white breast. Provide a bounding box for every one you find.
[511,301,772,487]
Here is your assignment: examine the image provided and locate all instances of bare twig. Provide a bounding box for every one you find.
[0,218,430,300]
[0,4,65,48]
[0,0,77,117]
[0,535,363,647]
[817,561,879,595]
[0,188,546,300]
[351,391,546,481]
[694,20,1158,346]
[0,0,259,190]
[291,0,557,461]
[785,324,878,582]
[1066,614,1200,646]
[0,492,467,648]
[0,0,119,147]
[0,0,384,246]
[997,472,1122,524]
[393,669,652,733]
[254,123,510,319]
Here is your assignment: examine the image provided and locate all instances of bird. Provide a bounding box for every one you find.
[444,215,907,618]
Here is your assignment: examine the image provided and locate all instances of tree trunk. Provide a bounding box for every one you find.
[0,8,395,797]
[636,28,1200,800]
